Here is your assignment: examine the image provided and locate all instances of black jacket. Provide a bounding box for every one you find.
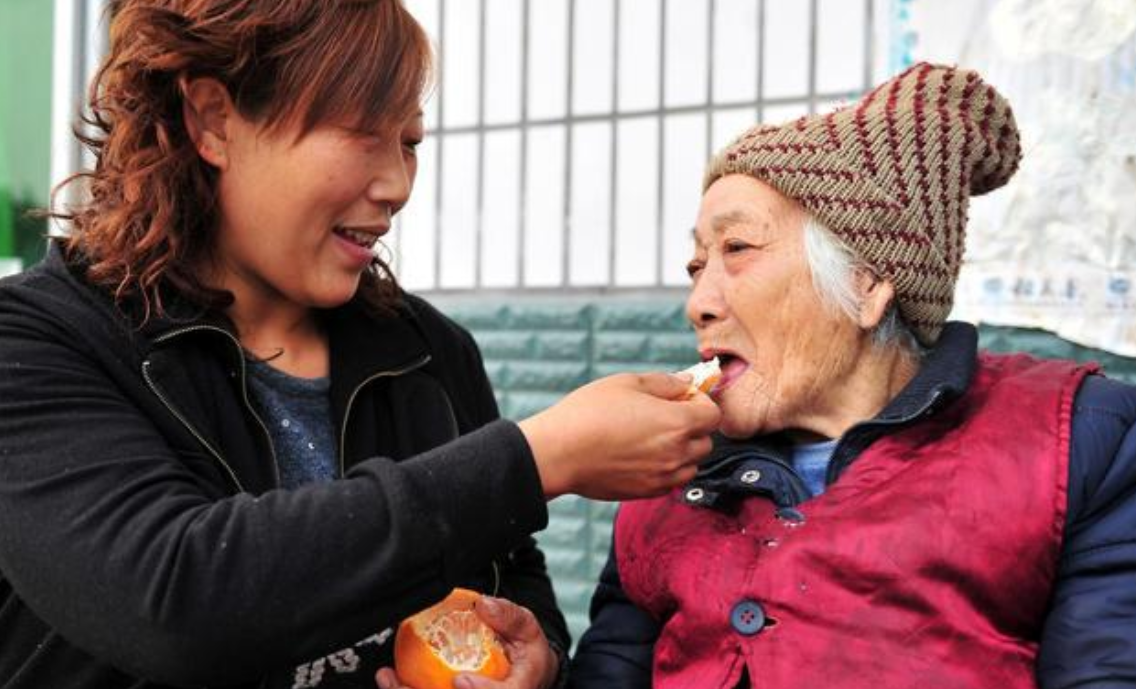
[0,244,568,688]
[571,323,1136,689]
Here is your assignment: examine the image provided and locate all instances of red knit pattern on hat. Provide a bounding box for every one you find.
[703,62,1021,345]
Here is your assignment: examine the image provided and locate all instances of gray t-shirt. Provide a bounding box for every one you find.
[244,358,337,489]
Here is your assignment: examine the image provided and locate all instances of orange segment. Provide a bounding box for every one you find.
[680,356,721,397]
[394,588,510,689]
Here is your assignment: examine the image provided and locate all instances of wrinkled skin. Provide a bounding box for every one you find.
[686,174,916,441]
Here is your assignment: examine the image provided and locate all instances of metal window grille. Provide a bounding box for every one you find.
[396,0,886,294]
[49,0,108,217]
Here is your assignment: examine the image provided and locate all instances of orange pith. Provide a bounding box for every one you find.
[394,588,510,689]
[681,357,722,397]
[695,369,722,394]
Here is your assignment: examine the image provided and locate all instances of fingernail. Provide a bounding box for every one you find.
[454,675,475,689]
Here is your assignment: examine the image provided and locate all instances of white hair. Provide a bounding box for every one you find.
[802,215,925,355]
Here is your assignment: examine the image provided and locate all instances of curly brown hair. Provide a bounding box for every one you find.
[53,0,432,321]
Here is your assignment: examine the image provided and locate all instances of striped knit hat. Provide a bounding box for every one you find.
[703,62,1021,345]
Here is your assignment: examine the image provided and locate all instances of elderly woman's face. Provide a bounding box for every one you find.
[686,175,864,440]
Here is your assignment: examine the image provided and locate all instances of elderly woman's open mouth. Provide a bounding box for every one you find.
[699,349,749,394]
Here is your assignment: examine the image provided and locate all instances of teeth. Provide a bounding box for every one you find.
[337,227,378,248]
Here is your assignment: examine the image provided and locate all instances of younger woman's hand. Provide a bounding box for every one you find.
[374,596,559,689]
[520,371,721,500]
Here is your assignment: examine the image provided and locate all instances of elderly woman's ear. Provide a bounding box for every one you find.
[853,269,896,331]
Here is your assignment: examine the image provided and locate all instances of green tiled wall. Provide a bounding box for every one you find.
[0,0,53,269]
[433,294,1136,645]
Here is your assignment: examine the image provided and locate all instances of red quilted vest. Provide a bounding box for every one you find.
[616,354,1092,689]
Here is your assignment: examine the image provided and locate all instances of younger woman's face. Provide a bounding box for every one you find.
[212,109,424,312]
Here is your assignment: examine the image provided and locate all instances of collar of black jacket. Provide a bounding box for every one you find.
[322,298,433,428]
[701,321,978,477]
[43,240,433,398]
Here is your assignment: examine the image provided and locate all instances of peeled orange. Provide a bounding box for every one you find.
[393,588,511,689]
[680,356,721,397]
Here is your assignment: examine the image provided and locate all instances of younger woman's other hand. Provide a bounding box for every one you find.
[374,595,558,689]
[457,595,558,689]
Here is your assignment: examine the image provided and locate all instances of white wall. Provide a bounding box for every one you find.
[397,0,891,292]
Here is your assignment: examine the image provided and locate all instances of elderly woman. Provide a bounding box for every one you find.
[570,63,1136,689]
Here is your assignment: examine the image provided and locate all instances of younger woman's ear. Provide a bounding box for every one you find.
[854,269,896,330]
[179,76,233,169]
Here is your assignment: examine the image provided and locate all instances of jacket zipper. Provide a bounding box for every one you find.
[145,324,281,490]
[337,354,432,476]
[142,358,246,493]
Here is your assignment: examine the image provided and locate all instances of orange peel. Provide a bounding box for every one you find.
[394,588,510,689]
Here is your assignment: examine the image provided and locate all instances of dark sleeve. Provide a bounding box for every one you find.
[423,298,573,669]
[1037,375,1136,688]
[569,538,658,689]
[0,291,548,686]
[465,331,572,659]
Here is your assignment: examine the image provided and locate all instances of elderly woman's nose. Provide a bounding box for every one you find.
[686,274,725,327]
